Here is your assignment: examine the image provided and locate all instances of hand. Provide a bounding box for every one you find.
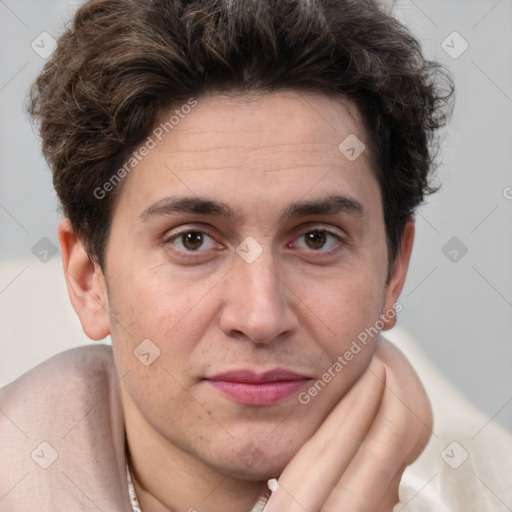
[262,339,432,512]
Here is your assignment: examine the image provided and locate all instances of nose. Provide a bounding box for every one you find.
[219,250,297,345]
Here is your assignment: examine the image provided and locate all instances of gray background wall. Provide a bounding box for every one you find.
[1,0,511,432]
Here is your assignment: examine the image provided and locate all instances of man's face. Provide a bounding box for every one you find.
[102,91,400,478]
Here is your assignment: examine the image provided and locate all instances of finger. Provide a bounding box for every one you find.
[321,373,409,511]
[374,339,433,464]
[321,341,432,512]
[319,470,403,512]
[263,360,386,512]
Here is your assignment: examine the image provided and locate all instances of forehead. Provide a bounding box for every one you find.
[153,90,368,164]
[113,90,379,220]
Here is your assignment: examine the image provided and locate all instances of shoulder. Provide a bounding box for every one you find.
[0,343,116,407]
[0,343,119,441]
[0,344,129,510]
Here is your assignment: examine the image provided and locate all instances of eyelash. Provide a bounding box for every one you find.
[163,225,348,262]
[162,228,220,260]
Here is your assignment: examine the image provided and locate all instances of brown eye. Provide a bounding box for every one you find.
[304,230,327,249]
[292,229,341,251]
[168,231,217,252]
[181,231,204,250]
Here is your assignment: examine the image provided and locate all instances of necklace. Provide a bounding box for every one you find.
[126,462,142,512]
[126,462,273,512]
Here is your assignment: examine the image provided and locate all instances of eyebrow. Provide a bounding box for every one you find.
[282,195,365,219]
[139,194,365,222]
[140,196,238,221]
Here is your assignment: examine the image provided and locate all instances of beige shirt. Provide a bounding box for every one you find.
[0,340,511,511]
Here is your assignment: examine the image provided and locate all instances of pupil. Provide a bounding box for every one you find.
[183,232,203,250]
[306,231,326,249]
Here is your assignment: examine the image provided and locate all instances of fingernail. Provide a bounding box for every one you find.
[268,478,278,492]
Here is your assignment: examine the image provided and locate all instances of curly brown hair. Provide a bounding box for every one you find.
[27,0,453,269]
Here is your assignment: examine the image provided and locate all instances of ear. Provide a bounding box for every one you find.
[380,221,415,331]
[58,218,111,340]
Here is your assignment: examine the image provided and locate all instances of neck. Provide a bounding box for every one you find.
[122,389,267,512]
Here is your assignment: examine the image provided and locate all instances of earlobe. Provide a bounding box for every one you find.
[381,221,415,331]
[58,218,111,340]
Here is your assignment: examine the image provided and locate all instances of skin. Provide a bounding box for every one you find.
[59,90,432,512]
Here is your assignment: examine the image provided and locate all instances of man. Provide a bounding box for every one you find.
[1,0,453,510]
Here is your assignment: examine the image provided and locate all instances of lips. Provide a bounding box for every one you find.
[205,369,311,406]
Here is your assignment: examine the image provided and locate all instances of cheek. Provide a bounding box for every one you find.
[295,269,385,397]
[105,267,219,408]
[107,278,208,435]
[108,263,219,342]
[297,266,385,346]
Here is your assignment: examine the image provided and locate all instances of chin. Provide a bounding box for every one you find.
[207,432,306,481]
[222,455,291,482]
